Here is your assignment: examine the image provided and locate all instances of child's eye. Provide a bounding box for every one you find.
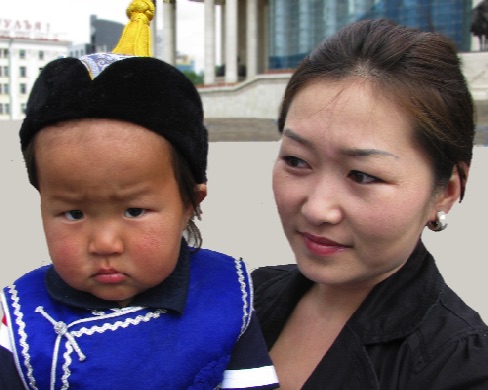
[64,210,84,221]
[124,208,146,218]
[282,156,309,169]
[348,170,380,184]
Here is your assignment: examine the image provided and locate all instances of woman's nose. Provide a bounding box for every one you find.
[301,181,343,226]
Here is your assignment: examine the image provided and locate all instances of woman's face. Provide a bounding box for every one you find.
[273,79,454,290]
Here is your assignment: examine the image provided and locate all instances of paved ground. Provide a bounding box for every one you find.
[205,118,281,142]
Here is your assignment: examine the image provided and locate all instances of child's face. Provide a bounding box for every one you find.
[36,119,195,307]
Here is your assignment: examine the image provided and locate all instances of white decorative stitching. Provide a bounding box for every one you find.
[71,306,147,328]
[234,258,250,336]
[60,341,73,390]
[80,53,132,79]
[6,285,166,389]
[36,307,86,362]
[7,284,38,389]
[50,332,62,390]
[38,306,164,389]
[71,310,165,337]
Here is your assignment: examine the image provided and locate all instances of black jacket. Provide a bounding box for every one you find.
[252,241,488,389]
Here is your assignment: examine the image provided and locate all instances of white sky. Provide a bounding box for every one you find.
[5,0,208,71]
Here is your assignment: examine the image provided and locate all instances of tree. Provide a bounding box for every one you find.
[182,70,204,86]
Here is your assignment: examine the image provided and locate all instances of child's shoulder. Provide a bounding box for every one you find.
[190,247,245,267]
[6,265,51,287]
[188,248,251,287]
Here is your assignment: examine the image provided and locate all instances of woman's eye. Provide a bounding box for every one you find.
[348,170,379,184]
[124,208,146,218]
[283,156,309,168]
[64,210,84,221]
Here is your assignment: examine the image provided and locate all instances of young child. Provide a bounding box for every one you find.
[0,1,279,389]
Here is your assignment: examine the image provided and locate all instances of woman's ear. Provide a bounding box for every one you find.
[433,163,469,214]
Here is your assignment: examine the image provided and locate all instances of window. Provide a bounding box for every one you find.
[21,103,27,114]
[20,83,27,94]
[19,49,26,59]
[2,66,9,77]
[38,50,44,60]
[1,83,9,94]
[19,66,27,78]
[0,48,8,58]
[0,103,10,115]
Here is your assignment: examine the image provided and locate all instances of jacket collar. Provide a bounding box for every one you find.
[266,240,445,345]
[348,240,445,343]
[44,239,190,313]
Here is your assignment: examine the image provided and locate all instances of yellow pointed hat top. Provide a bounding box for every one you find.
[112,0,155,56]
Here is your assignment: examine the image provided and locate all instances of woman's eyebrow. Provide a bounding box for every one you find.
[282,128,312,147]
[340,148,399,158]
[283,128,399,159]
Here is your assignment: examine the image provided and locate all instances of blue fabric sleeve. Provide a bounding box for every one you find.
[0,344,24,389]
[222,312,279,389]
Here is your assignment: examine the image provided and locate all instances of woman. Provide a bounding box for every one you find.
[252,19,488,389]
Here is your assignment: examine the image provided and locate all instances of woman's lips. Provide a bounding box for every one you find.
[301,232,349,256]
[93,269,127,284]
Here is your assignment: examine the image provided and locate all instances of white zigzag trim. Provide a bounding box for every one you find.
[234,258,250,336]
[7,284,38,390]
[60,341,73,390]
[38,307,165,389]
[70,309,165,337]
[70,306,148,328]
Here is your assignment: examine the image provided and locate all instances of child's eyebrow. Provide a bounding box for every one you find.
[46,187,153,203]
[46,193,84,203]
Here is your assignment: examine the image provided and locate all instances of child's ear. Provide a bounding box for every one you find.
[185,184,207,221]
[195,183,207,206]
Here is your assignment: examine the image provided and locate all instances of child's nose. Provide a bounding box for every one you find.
[88,223,124,256]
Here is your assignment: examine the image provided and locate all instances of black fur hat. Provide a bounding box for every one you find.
[19,53,208,184]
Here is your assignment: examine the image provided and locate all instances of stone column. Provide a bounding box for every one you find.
[151,0,162,59]
[220,3,226,65]
[162,0,177,65]
[246,0,258,79]
[204,0,216,85]
[225,0,238,83]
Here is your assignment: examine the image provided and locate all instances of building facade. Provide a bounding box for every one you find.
[180,0,476,84]
[0,18,70,120]
[268,0,473,70]
[1,1,485,120]
[0,15,124,120]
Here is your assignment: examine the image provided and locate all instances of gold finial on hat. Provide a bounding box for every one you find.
[112,0,155,57]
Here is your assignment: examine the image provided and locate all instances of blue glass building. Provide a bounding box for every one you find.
[268,0,473,70]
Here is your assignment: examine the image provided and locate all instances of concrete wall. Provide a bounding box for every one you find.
[199,74,289,119]
[200,52,488,120]
[463,52,488,101]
